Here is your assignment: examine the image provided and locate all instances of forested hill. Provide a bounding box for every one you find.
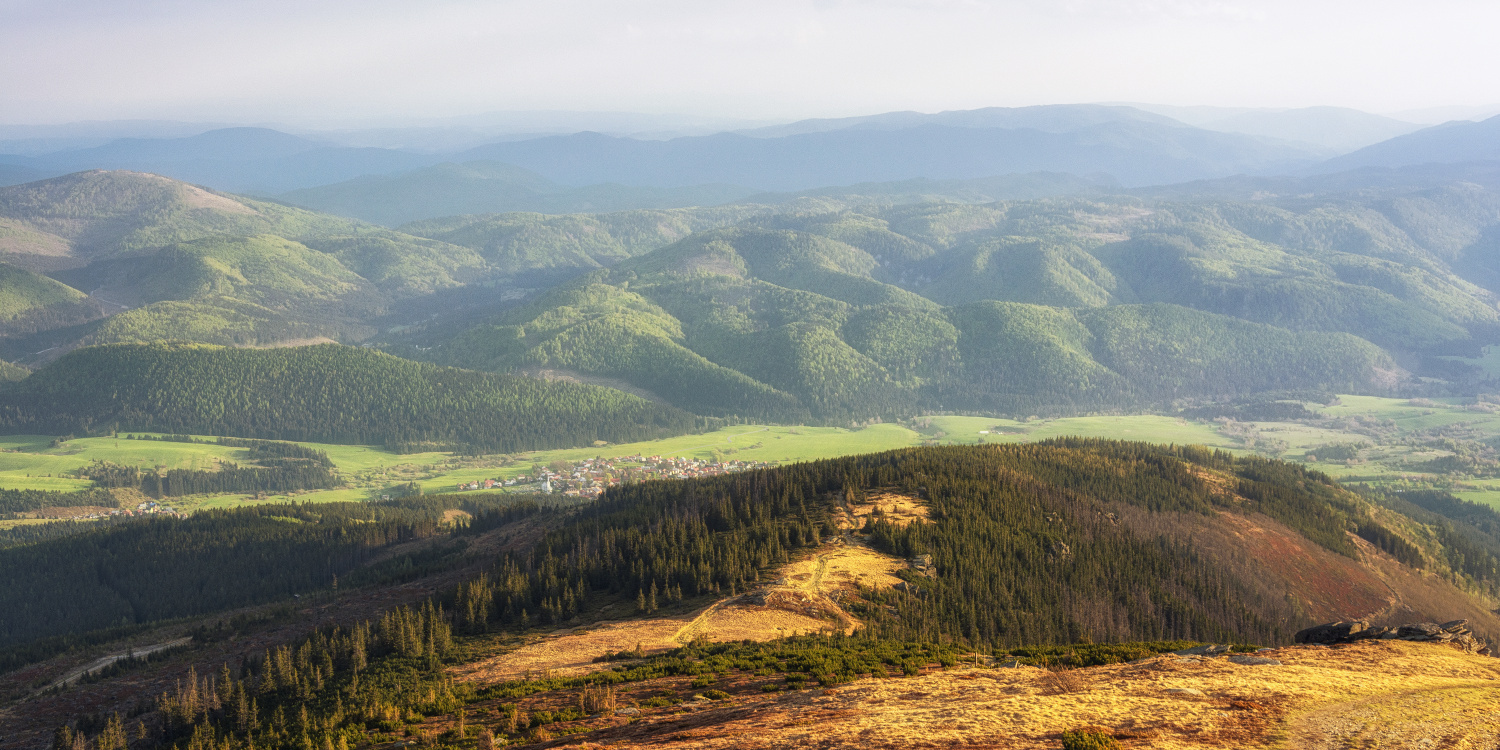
[523,441,1500,648]
[423,225,1397,422]
[12,441,1494,670]
[0,343,701,451]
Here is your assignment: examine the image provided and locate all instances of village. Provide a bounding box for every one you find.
[452,454,778,499]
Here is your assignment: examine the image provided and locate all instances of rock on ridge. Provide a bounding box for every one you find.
[1294,619,1491,656]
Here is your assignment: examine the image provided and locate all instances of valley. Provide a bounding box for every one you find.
[12,393,1500,526]
[4,101,1500,750]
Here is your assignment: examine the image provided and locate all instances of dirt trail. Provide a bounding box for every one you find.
[1280,682,1500,749]
[805,551,831,591]
[42,636,192,692]
[673,599,730,645]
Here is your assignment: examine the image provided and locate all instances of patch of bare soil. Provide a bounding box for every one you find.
[519,367,670,405]
[241,337,338,349]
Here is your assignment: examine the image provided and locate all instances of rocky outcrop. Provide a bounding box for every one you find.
[1295,619,1491,656]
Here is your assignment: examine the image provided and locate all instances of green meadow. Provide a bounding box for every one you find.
[7,393,1500,514]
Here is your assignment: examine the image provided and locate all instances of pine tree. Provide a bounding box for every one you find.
[51,725,73,750]
[97,714,125,750]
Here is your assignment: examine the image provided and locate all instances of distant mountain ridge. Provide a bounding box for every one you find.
[1128,105,1424,152]
[1315,115,1500,173]
[2,105,1325,196]
[455,118,1316,191]
[278,160,759,226]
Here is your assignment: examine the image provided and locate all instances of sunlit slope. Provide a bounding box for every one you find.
[0,170,491,349]
[0,262,101,333]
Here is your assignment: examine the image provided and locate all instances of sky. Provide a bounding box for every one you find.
[2,0,1497,126]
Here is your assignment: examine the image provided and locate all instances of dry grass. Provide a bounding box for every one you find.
[679,598,836,642]
[552,639,1500,749]
[779,543,904,594]
[839,490,929,530]
[450,618,688,683]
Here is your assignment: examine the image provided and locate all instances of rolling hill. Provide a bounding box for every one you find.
[407,181,1500,420]
[420,224,1398,421]
[0,170,495,358]
[0,262,102,335]
[5,168,1500,423]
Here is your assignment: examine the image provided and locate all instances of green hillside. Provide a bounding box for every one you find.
[0,342,701,451]
[0,262,101,334]
[399,206,767,281]
[0,171,501,353]
[0,359,25,382]
[421,227,1394,421]
[0,170,354,266]
[6,169,1500,422]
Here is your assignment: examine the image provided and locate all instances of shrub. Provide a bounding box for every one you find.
[1038,670,1088,695]
[702,689,730,700]
[1060,729,1120,750]
[690,674,716,688]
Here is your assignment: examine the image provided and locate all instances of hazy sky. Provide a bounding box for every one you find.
[2,0,1497,126]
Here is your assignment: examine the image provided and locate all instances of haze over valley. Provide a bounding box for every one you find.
[3,2,1500,749]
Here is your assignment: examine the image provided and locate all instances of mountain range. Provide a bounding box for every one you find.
[0,105,1334,195]
[4,105,1499,230]
[4,165,1499,427]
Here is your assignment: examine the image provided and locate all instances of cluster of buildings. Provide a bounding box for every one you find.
[452,454,776,499]
[129,501,182,516]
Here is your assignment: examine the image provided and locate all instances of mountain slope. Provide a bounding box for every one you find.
[423,226,1397,421]
[0,262,101,334]
[0,170,351,270]
[0,342,701,451]
[1315,115,1500,172]
[10,442,1500,750]
[1133,105,1424,152]
[0,171,494,356]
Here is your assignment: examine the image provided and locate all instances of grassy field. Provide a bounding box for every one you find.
[7,394,1500,514]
